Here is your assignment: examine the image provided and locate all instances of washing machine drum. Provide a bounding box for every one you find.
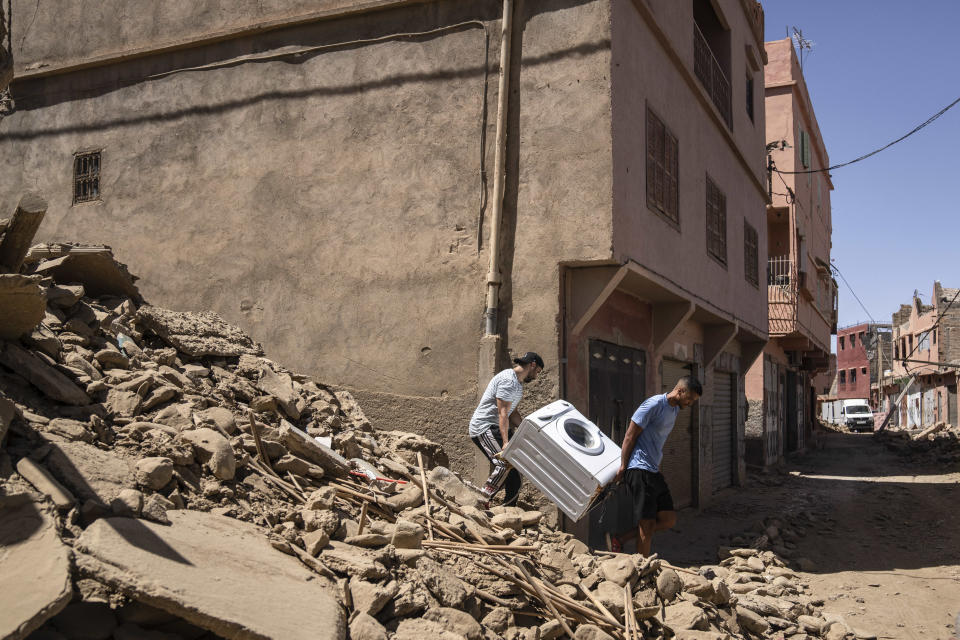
[559,416,605,455]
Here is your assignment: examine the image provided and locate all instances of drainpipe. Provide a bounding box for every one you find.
[484,0,515,336]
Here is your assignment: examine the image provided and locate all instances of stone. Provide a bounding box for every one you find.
[75,510,343,639]
[349,613,387,640]
[344,534,390,548]
[681,573,715,600]
[657,567,683,601]
[182,364,210,380]
[321,541,390,580]
[0,496,73,640]
[573,624,615,640]
[0,342,90,405]
[428,465,482,508]
[141,386,179,411]
[385,482,423,511]
[0,395,14,445]
[540,619,564,640]
[43,441,135,505]
[302,529,330,556]
[196,406,237,434]
[111,489,144,517]
[135,306,263,357]
[64,352,102,381]
[798,615,824,634]
[423,607,484,640]
[105,388,142,417]
[394,618,462,640]
[491,512,523,532]
[710,578,731,605]
[135,457,174,490]
[45,284,84,307]
[599,555,636,586]
[391,518,425,549]
[257,366,302,420]
[664,600,708,631]
[45,418,94,443]
[736,605,770,634]
[24,325,62,359]
[49,602,118,639]
[16,458,76,511]
[273,453,324,479]
[0,274,45,339]
[349,578,398,616]
[141,495,171,525]
[181,428,235,480]
[594,581,625,617]
[481,607,514,633]
[417,556,469,607]
[674,632,730,640]
[305,486,337,510]
[521,510,543,527]
[94,349,129,369]
[746,555,765,572]
[277,422,350,477]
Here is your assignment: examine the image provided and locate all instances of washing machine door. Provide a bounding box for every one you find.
[559,416,605,455]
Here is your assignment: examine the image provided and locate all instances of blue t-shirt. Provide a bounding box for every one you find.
[627,394,680,473]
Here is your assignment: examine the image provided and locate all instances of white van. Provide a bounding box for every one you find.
[841,399,874,432]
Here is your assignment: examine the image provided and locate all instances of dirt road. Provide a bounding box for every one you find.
[655,431,960,639]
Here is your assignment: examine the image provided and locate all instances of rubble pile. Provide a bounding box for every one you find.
[876,425,960,466]
[0,230,870,638]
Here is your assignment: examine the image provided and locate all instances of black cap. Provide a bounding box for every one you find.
[513,352,544,369]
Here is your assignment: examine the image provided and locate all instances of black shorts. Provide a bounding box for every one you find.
[601,469,675,534]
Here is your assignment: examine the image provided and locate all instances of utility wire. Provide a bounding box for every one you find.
[775,94,960,174]
[831,262,875,323]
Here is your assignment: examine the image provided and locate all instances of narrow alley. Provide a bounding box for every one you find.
[657,432,960,639]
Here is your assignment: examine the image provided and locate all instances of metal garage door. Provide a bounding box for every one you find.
[660,359,695,509]
[712,371,735,491]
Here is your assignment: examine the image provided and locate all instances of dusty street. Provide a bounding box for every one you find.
[655,431,960,640]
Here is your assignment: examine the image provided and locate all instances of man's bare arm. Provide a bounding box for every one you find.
[496,398,512,446]
[615,420,643,482]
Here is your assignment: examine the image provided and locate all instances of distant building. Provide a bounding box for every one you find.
[885,283,959,428]
[745,37,836,468]
[836,322,891,405]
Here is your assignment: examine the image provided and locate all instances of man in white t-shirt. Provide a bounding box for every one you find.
[469,352,544,507]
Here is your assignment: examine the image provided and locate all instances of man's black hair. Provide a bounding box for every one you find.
[677,375,703,396]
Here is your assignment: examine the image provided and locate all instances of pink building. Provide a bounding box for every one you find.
[745,38,836,467]
[885,283,959,428]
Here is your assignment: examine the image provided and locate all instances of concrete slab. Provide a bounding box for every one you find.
[76,510,345,640]
[28,244,140,300]
[0,193,47,273]
[0,342,90,405]
[43,441,135,506]
[135,306,263,357]
[0,275,45,339]
[0,494,73,640]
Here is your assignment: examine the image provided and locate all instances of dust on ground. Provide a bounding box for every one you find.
[655,431,960,640]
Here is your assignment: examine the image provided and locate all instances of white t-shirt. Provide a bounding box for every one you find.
[468,368,523,437]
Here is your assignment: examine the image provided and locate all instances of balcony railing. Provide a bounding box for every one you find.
[694,23,732,129]
[768,256,796,335]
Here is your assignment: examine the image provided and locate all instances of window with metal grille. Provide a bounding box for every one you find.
[73,151,101,204]
[705,175,726,264]
[743,220,758,286]
[839,370,846,385]
[646,106,679,226]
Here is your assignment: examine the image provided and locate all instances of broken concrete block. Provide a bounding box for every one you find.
[393,618,463,640]
[305,487,336,511]
[256,366,301,420]
[0,275,45,339]
[350,578,398,617]
[135,305,262,357]
[28,244,140,299]
[385,482,423,511]
[75,510,344,640]
[599,555,637,587]
[428,465,483,509]
[416,556,469,608]
[277,422,349,478]
[45,284,84,308]
[573,624,615,640]
[135,457,174,490]
[664,600,709,631]
[111,489,144,517]
[390,518,425,549]
[181,428,235,480]
[94,349,129,370]
[0,342,90,405]
[16,458,76,511]
[195,406,236,434]
[140,495,171,525]
[0,394,15,446]
[44,441,135,506]
[349,613,387,640]
[422,608,484,640]
[24,325,62,359]
[302,529,330,556]
[0,495,73,640]
[321,541,390,580]
[0,193,47,273]
[104,388,142,417]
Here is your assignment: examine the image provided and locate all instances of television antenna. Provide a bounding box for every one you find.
[791,27,814,70]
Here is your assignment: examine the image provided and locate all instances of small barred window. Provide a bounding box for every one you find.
[73,151,101,204]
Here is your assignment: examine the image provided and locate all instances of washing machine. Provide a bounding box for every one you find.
[500,400,621,521]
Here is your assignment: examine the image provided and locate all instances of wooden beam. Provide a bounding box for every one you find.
[703,321,738,369]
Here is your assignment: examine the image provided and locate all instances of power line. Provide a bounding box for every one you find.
[831,261,875,323]
[775,94,960,175]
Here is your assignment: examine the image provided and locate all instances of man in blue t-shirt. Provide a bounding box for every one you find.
[606,375,702,555]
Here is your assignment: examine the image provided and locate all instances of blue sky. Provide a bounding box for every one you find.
[761,2,960,341]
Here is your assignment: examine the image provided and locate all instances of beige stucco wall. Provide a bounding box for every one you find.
[0,0,615,477]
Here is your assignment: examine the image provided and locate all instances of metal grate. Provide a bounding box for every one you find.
[705,176,726,264]
[73,151,102,204]
[645,106,679,225]
[694,23,732,129]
